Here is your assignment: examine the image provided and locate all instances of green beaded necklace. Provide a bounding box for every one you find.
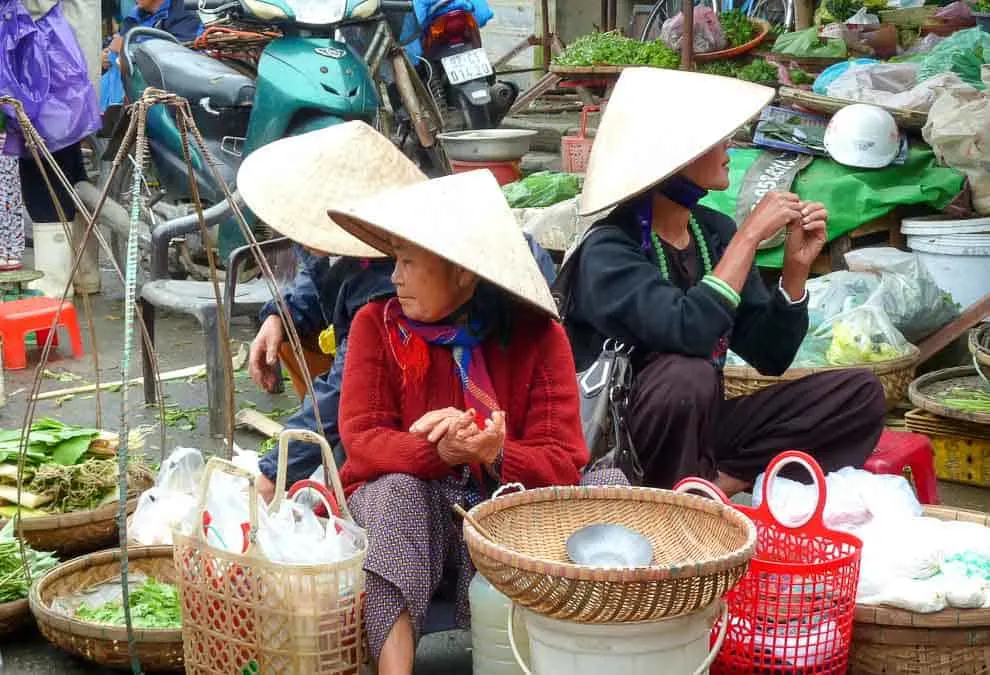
[649,215,713,282]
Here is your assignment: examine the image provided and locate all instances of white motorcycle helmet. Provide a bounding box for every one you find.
[824,104,900,169]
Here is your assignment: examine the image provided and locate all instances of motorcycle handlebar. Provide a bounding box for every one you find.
[379,1,414,11]
[121,27,180,77]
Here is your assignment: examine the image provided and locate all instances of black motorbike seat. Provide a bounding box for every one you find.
[133,39,255,108]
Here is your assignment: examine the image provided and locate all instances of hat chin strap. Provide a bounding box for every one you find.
[657,175,708,210]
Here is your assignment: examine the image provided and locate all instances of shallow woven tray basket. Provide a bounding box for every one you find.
[724,344,920,411]
[29,545,183,672]
[462,485,757,623]
[0,473,153,558]
[849,505,990,674]
[970,323,990,382]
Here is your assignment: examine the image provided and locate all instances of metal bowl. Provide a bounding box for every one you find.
[566,523,654,568]
[437,129,538,163]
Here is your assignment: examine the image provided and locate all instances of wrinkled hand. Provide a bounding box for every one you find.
[410,407,467,442]
[739,191,804,246]
[255,473,276,504]
[436,410,505,467]
[249,315,284,393]
[784,201,828,270]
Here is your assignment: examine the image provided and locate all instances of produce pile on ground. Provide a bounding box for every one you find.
[0,521,58,602]
[0,419,154,517]
[74,578,181,629]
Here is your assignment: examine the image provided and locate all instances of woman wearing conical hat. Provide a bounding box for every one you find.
[563,68,885,495]
[328,170,621,673]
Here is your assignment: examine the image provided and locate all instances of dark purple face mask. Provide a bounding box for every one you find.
[657,175,708,210]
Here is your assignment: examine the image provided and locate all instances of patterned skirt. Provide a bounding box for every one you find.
[0,156,24,261]
[347,468,630,662]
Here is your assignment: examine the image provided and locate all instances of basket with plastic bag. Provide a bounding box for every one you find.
[172,429,367,675]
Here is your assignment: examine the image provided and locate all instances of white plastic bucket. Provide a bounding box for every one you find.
[29,222,74,299]
[907,232,990,310]
[508,602,727,675]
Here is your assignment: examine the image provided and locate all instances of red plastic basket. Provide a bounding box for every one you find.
[675,451,863,675]
[560,105,599,174]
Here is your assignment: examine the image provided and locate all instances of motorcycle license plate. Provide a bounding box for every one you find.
[441,49,494,86]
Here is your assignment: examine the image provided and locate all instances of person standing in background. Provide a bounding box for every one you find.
[18,0,102,298]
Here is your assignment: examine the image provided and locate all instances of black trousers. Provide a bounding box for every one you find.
[627,354,887,489]
[19,142,86,223]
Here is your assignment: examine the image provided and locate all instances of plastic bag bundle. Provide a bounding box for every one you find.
[130,488,197,546]
[661,6,726,54]
[502,171,581,209]
[819,305,911,366]
[156,447,205,495]
[256,499,361,566]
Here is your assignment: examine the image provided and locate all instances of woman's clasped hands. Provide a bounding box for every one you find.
[410,408,505,466]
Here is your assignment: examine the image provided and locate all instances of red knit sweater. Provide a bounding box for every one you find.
[339,299,589,495]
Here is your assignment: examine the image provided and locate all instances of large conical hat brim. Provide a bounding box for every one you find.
[237,121,427,258]
[327,170,559,319]
[578,68,775,217]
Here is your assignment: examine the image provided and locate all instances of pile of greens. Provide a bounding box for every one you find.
[554,32,680,68]
[75,578,181,629]
[0,418,101,468]
[939,387,990,414]
[0,521,59,602]
[698,58,781,84]
[719,10,756,48]
[27,459,154,514]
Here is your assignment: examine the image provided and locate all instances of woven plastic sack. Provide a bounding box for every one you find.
[502,171,581,209]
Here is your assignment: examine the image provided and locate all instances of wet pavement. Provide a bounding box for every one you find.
[0,254,986,673]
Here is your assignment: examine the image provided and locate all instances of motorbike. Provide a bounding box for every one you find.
[416,0,517,130]
[92,0,443,279]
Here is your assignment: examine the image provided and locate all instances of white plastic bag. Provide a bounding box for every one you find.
[130,487,196,546]
[816,305,911,366]
[660,6,726,54]
[256,499,361,565]
[156,447,205,495]
[199,471,254,553]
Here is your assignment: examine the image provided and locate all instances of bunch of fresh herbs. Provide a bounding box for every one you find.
[0,521,59,602]
[75,578,181,629]
[554,32,680,68]
[719,10,757,48]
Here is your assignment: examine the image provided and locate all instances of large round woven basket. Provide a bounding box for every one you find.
[462,485,756,623]
[724,344,920,411]
[849,505,990,674]
[1,475,153,558]
[0,598,31,636]
[29,545,183,672]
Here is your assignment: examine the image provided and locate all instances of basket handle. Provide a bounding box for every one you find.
[673,477,730,504]
[195,457,261,556]
[271,428,352,523]
[757,450,827,530]
[508,601,729,675]
[578,105,600,139]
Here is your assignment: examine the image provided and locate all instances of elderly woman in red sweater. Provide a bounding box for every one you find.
[329,170,599,675]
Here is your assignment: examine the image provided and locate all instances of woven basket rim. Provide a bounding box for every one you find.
[29,545,183,643]
[725,344,920,381]
[0,475,152,534]
[463,485,757,583]
[909,365,990,426]
[855,505,990,629]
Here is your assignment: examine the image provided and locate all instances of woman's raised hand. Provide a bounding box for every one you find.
[412,408,506,466]
[739,191,804,246]
[410,407,467,442]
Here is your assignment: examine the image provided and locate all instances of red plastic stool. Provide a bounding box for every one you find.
[0,297,84,370]
[865,428,940,505]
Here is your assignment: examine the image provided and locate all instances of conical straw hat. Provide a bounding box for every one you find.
[578,68,775,217]
[327,170,559,319]
[237,121,427,258]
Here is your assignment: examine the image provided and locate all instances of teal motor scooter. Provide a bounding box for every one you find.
[108,0,389,271]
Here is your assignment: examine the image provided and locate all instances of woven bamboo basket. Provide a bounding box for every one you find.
[0,472,154,557]
[0,598,31,635]
[724,344,920,411]
[849,505,990,674]
[29,545,183,672]
[462,484,757,623]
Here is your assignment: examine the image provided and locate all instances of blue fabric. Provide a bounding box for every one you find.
[120,0,204,42]
[404,0,495,61]
[100,52,124,111]
[257,234,557,485]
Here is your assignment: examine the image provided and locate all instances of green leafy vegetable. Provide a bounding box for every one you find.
[51,436,93,466]
[789,68,814,85]
[719,10,756,48]
[0,419,100,467]
[0,521,59,602]
[736,58,779,83]
[554,32,680,68]
[75,579,181,629]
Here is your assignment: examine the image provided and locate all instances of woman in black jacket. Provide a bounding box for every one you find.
[565,67,885,495]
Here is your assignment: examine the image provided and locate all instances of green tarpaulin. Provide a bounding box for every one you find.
[699,146,965,268]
